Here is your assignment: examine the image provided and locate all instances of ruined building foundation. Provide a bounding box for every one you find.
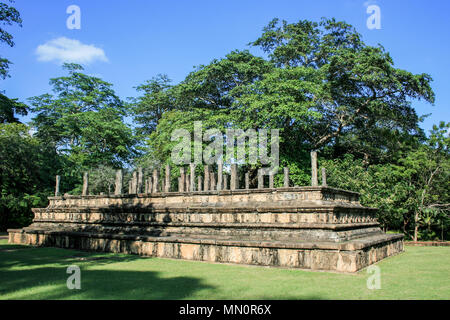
[8,162,404,273]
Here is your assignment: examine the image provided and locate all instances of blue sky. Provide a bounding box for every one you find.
[1,0,449,132]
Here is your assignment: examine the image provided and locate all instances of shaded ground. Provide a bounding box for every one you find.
[0,239,449,300]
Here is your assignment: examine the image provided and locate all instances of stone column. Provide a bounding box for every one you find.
[82,172,89,196]
[257,168,264,189]
[131,171,138,194]
[114,169,123,195]
[137,167,143,193]
[186,174,190,192]
[217,161,223,191]
[230,164,238,190]
[311,151,318,186]
[283,167,289,188]
[210,172,216,191]
[223,174,228,190]
[204,165,210,191]
[161,177,165,193]
[152,169,160,193]
[55,175,61,196]
[179,167,185,192]
[245,172,250,189]
[269,173,274,188]
[190,163,196,192]
[148,177,153,193]
[321,167,327,187]
[197,176,203,192]
[165,165,171,192]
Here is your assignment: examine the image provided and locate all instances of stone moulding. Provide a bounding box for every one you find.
[8,186,404,273]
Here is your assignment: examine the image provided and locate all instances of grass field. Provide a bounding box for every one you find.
[0,239,449,300]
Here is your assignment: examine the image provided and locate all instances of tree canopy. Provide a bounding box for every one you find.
[0,0,22,80]
[0,1,27,124]
[29,63,136,169]
[135,18,435,178]
[130,18,447,240]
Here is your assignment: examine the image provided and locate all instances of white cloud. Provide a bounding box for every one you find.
[36,37,108,64]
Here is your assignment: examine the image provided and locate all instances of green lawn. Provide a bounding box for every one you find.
[0,239,449,300]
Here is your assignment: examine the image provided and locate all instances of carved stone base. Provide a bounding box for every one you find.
[8,228,403,273]
[8,187,404,272]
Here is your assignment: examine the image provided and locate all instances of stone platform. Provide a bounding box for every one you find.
[8,186,403,272]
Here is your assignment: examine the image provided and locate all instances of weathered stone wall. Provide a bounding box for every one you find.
[8,229,403,273]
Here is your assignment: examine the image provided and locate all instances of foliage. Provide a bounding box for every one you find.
[0,92,28,123]
[0,16,447,241]
[322,123,449,240]
[0,123,58,230]
[135,18,434,178]
[29,63,136,169]
[0,1,27,126]
[131,74,176,137]
[130,18,446,241]
[246,18,434,155]
[87,164,117,195]
[0,0,22,80]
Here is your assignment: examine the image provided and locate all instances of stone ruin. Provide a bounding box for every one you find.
[8,152,403,272]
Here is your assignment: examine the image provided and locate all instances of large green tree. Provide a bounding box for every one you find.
[243,18,434,157]
[133,50,272,136]
[322,122,449,240]
[135,18,434,180]
[135,50,275,177]
[131,74,176,136]
[29,63,136,169]
[130,18,447,239]
[406,122,450,241]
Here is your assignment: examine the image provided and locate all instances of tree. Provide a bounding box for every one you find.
[133,50,272,134]
[322,122,449,240]
[0,92,27,123]
[87,164,117,195]
[0,123,58,230]
[322,154,413,233]
[131,74,176,136]
[172,50,273,112]
[138,18,434,186]
[0,1,28,124]
[135,50,274,172]
[29,63,136,169]
[405,122,450,241]
[245,18,434,158]
[131,18,446,239]
[0,0,22,80]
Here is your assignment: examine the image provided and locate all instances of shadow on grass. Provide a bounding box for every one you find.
[0,243,215,300]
